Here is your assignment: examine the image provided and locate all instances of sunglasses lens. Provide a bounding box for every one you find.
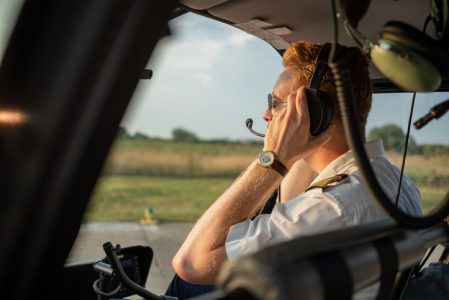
[267,94,274,110]
[267,94,286,115]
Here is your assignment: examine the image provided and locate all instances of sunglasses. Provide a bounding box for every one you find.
[267,93,287,114]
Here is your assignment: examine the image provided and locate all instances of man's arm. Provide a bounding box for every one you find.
[172,159,283,284]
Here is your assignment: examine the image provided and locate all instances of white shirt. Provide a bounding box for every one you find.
[225,139,422,259]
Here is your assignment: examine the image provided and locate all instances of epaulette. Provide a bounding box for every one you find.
[305,174,348,192]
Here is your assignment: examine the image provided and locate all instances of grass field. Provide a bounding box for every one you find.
[86,176,233,222]
[83,139,449,222]
[102,139,259,178]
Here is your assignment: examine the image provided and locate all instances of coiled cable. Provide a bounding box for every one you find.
[329,57,449,229]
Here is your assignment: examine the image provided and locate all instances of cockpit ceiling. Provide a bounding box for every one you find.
[179,0,448,89]
[180,0,430,47]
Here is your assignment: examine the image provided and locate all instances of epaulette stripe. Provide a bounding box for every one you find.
[305,174,348,192]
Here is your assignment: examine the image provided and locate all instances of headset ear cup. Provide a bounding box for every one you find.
[306,89,333,136]
[371,21,449,92]
[371,39,441,92]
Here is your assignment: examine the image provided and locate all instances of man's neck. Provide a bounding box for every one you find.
[305,142,349,173]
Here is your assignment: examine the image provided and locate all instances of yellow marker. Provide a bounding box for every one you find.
[140,207,158,225]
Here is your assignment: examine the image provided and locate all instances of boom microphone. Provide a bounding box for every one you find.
[246,118,265,138]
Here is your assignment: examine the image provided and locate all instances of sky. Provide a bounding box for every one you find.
[122,13,447,145]
[0,6,447,144]
[369,92,449,144]
[123,13,281,142]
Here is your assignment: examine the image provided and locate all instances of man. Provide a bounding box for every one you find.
[167,41,422,297]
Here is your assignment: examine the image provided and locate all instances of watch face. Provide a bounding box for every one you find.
[259,151,274,167]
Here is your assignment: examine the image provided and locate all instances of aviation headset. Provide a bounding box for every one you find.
[339,0,449,92]
[307,42,346,136]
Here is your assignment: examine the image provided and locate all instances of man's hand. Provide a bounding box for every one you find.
[264,86,334,169]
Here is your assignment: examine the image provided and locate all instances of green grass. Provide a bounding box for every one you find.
[84,176,447,222]
[84,176,233,222]
[82,140,449,222]
[420,186,448,213]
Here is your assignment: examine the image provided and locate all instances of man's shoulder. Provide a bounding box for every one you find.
[304,173,368,207]
[303,173,382,222]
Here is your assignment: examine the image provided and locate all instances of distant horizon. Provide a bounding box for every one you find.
[120,124,449,146]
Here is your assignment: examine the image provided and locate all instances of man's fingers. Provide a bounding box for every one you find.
[296,86,309,119]
[293,86,311,134]
[285,90,296,118]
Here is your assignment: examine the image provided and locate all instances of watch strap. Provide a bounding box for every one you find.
[271,157,288,177]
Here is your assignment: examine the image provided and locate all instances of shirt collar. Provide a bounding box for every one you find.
[310,139,384,185]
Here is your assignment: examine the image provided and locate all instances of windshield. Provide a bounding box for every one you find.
[68,12,449,294]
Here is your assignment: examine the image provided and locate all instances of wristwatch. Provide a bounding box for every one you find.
[257,151,288,177]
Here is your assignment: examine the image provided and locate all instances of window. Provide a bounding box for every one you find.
[368,92,449,212]
[67,13,281,294]
[67,12,449,295]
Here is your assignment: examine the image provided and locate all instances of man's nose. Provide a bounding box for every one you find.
[263,109,273,122]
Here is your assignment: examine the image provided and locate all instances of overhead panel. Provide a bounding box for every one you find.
[180,0,443,84]
[235,19,290,49]
[207,0,430,47]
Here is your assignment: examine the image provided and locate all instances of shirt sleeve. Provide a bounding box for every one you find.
[225,191,346,260]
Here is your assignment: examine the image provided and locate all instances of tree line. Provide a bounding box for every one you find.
[367,124,449,156]
[116,126,263,146]
[117,124,449,156]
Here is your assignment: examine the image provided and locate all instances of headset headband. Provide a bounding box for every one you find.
[308,43,346,91]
